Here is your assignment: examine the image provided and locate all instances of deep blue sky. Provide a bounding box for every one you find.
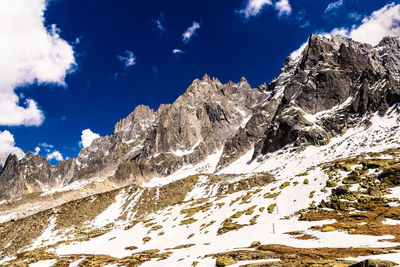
[3,0,398,162]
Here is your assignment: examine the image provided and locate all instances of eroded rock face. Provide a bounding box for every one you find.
[0,74,267,198]
[1,34,400,199]
[110,74,267,185]
[0,153,77,198]
[251,34,400,157]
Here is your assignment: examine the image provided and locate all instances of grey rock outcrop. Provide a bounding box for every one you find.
[0,153,77,199]
[250,34,400,158]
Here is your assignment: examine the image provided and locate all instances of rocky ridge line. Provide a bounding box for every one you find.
[1,34,400,199]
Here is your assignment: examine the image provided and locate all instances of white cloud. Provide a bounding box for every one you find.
[153,13,165,33]
[275,0,292,16]
[173,49,185,54]
[117,50,136,68]
[74,36,82,45]
[237,0,292,19]
[80,129,100,148]
[322,3,400,46]
[155,20,164,32]
[0,0,76,126]
[0,130,24,167]
[327,27,349,38]
[34,142,63,162]
[347,3,400,46]
[38,142,54,152]
[325,0,343,14]
[46,150,63,162]
[182,21,201,44]
[34,147,40,155]
[237,0,272,19]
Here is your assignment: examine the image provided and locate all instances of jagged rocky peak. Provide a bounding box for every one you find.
[0,154,19,181]
[0,152,78,199]
[376,36,400,81]
[140,74,263,155]
[113,104,156,143]
[252,34,400,157]
[183,73,222,97]
[2,35,400,200]
[114,105,155,134]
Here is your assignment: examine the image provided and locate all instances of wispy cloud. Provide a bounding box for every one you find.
[38,142,54,152]
[152,13,165,34]
[347,12,362,21]
[34,147,40,155]
[237,0,272,19]
[325,0,343,14]
[295,10,310,28]
[117,50,136,68]
[182,21,201,44]
[74,36,82,45]
[173,49,185,54]
[300,21,311,28]
[275,0,292,16]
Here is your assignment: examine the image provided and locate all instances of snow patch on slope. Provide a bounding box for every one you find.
[92,189,129,228]
[220,109,400,181]
[143,149,223,188]
[40,176,106,196]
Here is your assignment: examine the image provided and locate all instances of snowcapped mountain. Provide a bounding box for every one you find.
[2,34,400,266]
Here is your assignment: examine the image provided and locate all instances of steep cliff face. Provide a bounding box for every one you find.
[0,153,77,199]
[109,75,266,185]
[250,34,400,158]
[1,34,400,199]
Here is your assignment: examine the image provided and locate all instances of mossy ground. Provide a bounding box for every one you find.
[299,148,400,243]
[209,244,399,267]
